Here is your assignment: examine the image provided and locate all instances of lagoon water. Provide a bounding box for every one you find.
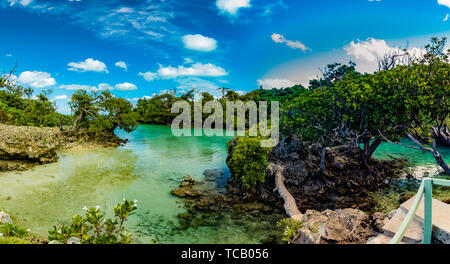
[0,125,281,243]
[0,125,449,243]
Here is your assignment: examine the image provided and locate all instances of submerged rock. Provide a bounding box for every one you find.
[171,175,201,198]
[293,208,372,244]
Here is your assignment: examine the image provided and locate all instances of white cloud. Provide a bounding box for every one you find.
[5,54,12,57]
[271,33,310,52]
[115,82,137,91]
[216,0,251,16]
[257,78,296,89]
[175,77,223,99]
[444,13,449,21]
[8,0,33,6]
[344,38,426,72]
[138,71,157,81]
[344,38,392,62]
[18,71,56,88]
[54,94,68,100]
[438,0,450,8]
[68,58,109,73]
[181,34,217,52]
[0,1,180,56]
[115,61,128,71]
[116,7,134,13]
[59,83,113,92]
[140,62,227,81]
[344,38,425,62]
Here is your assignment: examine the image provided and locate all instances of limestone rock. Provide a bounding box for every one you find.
[0,125,59,169]
[293,208,372,244]
[66,237,81,244]
[171,187,200,198]
[48,240,64,244]
[371,212,388,232]
[0,211,12,225]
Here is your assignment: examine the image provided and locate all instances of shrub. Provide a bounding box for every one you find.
[0,223,29,238]
[277,218,302,243]
[48,199,138,244]
[227,135,271,187]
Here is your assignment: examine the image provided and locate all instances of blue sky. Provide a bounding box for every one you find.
[0,0,450,114]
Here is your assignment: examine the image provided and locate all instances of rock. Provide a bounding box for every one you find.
[171,187,201,198]
[388,209,397,219]
[0,211,12,225]
[48,240,64,244]
[371,212,388,232]
[0,124,59,165]
[184,175,195,183]
[66,237,81,244]
[399,193,414,204]
[293,208,372,244]
[203,169,228,189]
[195,197,217,211]
[441,198,450,205]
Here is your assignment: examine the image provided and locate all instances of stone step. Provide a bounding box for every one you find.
[381,208,423,244]
[400,196,450,244]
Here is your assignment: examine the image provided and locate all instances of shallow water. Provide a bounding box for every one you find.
[0,126,449,243]
[0,125,282,243]
[370,139,450,214]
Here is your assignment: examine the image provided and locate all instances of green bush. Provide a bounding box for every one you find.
[227,135,271,188]
[0,223,29,238]
[277,218,302,243]
[48,199,138,244]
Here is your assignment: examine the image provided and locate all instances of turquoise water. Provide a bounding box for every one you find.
[0,125,281,243]
[0,125,448,243]
[370,139,450,214]
[372,138,450,177]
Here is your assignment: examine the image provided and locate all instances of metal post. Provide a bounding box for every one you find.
[423,178,432,244]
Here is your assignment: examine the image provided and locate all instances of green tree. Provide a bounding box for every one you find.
[69,90,138,135]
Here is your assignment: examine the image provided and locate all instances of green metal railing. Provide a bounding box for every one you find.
[390,177,450,244]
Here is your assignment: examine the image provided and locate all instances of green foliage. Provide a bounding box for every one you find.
[135,86,306,127]
[48,199,138,244]
[135,93,180,125]
[0,236,28,244]
[0,223,29,238]
[69,90,139,134]
[0,87,70,128]
[308,61,357,89]
[227,135,271,187]
[277,218,302,243]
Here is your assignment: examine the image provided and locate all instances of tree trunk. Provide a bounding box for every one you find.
[433,151,450,174]
[407,132,450,175]
[69,113,83,135]
[433,125,450,146]
[362,138,382,163]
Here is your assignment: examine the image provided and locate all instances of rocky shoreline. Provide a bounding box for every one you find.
[0,124,126,172]
[216,134,410,244]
